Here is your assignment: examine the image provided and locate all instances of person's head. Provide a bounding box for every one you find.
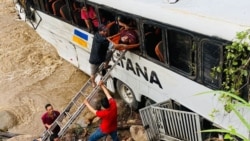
[120,35,129,44]
[120,30,138,45]
[101,97,110,109]
[45,103,53,114]
[98,24,108,37]
[50,134,60,141]
[81,6,87,11]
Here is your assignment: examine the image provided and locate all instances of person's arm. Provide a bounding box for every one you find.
[118,21,129,30]
[44,123,51,129]
[41,115,51,129]
[106,21,116,29]
[113,43,139,50]
[83,99,97,114]
[99,81,112,100]
[107,33,121,49]
[81,7,92,31]
[85,19,92,30]
[124,43,140,50]
[112,43,126,50]
[43,121,51,129]
[107,32,121,41]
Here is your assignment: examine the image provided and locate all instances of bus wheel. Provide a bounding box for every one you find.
[116,80,138,110]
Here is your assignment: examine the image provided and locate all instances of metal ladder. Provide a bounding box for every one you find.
[40,50,127,141]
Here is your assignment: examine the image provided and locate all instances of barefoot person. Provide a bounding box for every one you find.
[89,24,112,88]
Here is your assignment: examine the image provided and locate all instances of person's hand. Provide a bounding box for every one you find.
[124,25,129,30]
[98,80,104,86]
[47,125,51,129]
[83,99,88,105]
[119,44,126,50]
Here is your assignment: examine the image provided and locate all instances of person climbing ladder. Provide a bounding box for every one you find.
[83,80,119,141]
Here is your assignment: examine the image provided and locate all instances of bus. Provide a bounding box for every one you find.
[15,0,250,140]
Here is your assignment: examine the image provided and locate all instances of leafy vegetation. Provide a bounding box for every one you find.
[201,91,250,141]
[211,29,250,96]
[207,29,250,140]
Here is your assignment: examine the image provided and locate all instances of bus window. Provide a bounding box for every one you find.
[51,0,66,17]
[70,1,87,28]
[118,15,137,28]
[80,4,99,32]
[168,30,194,75]
[43,0,57,14]
[143,24,163,62]
[107,15,140,51]
[201,40,222,89]
[38,0,47,11]
[58,1,72,21]
[30,0,41,10]
[98,8,117,36]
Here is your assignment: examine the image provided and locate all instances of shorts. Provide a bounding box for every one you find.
[90,63,100,75]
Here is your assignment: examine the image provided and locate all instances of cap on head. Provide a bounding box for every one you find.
[98,24,108,32]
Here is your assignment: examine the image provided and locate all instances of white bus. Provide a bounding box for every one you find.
[15,0,250,140]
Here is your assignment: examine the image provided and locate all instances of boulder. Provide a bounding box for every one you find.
[130,125,147,141]
[6,134,36,141]
[0,110,18,131]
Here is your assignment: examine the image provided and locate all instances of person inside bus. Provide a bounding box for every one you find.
[98,11,117,36]
[107,20,140,50]
[81,5,99,32]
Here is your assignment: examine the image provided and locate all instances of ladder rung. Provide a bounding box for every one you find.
[39,51,127,141]
[46,129,53,135]
[87,81,92,85]
[72,101,80,107]
[55,121,63,128]
[64,112,72,118]
[80,91,86,96]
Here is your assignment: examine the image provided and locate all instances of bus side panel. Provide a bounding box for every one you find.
[32,11,93,69]
[110,51,250,137]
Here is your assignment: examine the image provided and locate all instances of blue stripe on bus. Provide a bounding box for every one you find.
[74,29,88,41]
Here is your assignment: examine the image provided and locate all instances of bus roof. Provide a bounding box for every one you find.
[89,0,250,41]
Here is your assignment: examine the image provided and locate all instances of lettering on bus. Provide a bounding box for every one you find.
[113,54,163,89]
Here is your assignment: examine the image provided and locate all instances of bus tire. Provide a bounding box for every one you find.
[116,80,138,110]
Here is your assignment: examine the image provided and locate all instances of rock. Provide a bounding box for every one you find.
[90,95,102,110]
[75,117,88,128]
[0,110,18,131]
[121,137,133,141]
[83,112,95,125]
[6,134,36,141]
[130,125,147,141]
[116,100,129,116]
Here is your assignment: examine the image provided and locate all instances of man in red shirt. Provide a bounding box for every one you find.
[41,104,60,137]
[83,81,119,141]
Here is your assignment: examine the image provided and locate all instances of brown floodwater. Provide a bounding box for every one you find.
[0,0,89,136]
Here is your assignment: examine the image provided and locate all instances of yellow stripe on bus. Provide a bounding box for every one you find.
[72,35,88,48]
